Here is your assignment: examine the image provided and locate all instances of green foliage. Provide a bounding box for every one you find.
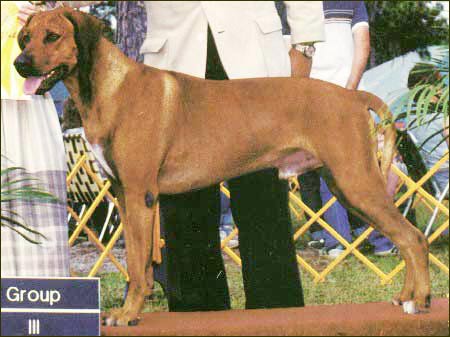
[96,201,449,312]
[99,240,449,311]
[366,1,448,67]
[392,47,449,150]
[406,55,449,120]
[1,163,60,244]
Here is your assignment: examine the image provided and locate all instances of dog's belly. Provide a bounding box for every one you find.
[158,148,322,194]
[274,150,323,179]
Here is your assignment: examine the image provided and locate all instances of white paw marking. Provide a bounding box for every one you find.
[104,317,115,326]
[403,300,418,314]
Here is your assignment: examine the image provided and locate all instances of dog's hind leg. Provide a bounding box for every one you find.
[320,165,430,314]
[104,189,157,326]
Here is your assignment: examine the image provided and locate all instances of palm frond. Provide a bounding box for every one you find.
[1,222,44,244]
[400,47,449,152]
[1,177,41,190]
[1,214,47,239]
[1,162,59,243]
[1,187,60,203]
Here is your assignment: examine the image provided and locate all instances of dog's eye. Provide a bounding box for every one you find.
[44,32,61,44]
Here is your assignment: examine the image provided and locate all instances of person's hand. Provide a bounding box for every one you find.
[289,48,312,78]
[18,2,42,26]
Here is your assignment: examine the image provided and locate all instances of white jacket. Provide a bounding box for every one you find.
[140,1,324,79]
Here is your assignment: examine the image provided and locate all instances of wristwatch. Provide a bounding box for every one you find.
[294,44,316,58]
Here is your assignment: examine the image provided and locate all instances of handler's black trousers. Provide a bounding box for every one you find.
[159,27,304,311]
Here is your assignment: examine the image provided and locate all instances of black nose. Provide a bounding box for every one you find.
[14,52,36,77]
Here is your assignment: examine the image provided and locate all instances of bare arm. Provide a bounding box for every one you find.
[346,25,370,90]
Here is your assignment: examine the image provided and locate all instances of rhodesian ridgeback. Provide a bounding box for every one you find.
[15,8,430,326]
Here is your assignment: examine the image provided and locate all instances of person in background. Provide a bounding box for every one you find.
[1,1,69,277]
[219,182,239,249]
[278,0,395,258]
[139,1,324,311]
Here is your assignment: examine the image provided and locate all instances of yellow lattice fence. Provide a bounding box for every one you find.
[219,152,449,284]
[66,153,129,280]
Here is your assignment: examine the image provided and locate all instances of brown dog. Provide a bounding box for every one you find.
[15,8,430,326]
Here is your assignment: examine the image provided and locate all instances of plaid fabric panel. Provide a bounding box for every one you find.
[1,169,70,277]
[1,96,69,277]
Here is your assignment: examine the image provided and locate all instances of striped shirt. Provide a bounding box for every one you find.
[323,1,369,30]
[276,1,369,35]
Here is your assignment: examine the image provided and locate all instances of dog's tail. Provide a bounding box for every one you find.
[357,91,397,180]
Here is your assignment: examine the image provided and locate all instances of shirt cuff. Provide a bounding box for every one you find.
[352,21,369,33]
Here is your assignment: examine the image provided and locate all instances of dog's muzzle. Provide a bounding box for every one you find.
[14,52,69,95]
[14,52,40,78]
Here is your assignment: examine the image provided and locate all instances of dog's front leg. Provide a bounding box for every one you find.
[104,188,158,326]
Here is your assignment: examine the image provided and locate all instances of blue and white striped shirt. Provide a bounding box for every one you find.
[276,1,369,35]
[323,1,369,30]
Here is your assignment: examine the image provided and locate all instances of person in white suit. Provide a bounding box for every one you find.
[139,1,324,79]
[57,0,325,311]
[138,1,325,311]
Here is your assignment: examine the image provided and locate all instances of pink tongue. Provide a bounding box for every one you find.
[23,76,45,95]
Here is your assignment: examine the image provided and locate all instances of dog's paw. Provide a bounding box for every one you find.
[402,301,418,314]
[392,292,431,314]
[103,308,140,326]
[401,299,431,315]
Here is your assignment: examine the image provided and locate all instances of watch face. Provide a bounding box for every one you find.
[295,44,316,58]
[306,46,315,58]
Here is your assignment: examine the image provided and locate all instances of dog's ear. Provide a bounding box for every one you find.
[63,9,105,106]
[17,14,36,50]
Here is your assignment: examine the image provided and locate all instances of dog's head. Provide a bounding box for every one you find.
[14,7,104,101]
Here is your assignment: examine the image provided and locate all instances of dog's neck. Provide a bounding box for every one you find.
[64,37,136,144]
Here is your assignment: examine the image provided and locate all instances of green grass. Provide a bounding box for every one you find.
[99,239,448,312]
[98,199,449,312]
